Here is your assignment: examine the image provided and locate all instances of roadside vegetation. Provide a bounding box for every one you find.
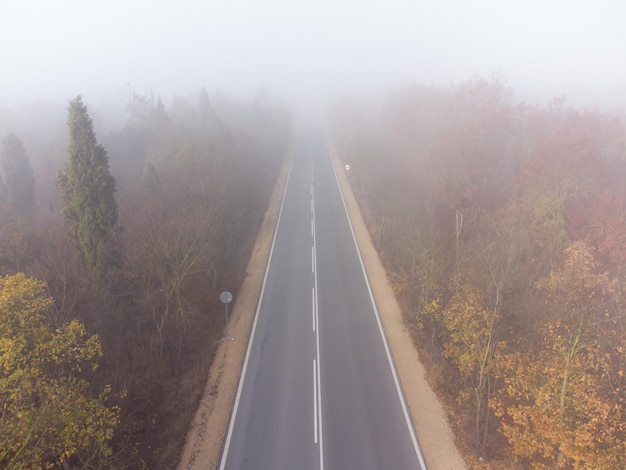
[0,89,291,468]
[328,76,625,469]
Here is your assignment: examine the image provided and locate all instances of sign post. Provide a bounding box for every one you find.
[220,291,233,338]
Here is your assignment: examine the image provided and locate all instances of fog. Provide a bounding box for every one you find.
[2,0,625,115]
[2,2,626,467]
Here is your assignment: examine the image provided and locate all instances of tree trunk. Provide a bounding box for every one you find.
[554,319,583,469]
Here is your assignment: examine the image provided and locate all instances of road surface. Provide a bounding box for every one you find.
[219,129,426,470]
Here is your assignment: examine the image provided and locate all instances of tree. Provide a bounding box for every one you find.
[57,96,118,285]
[529,195,568,261]
[122,175,220,365]
[0,273,119,468]
[327,77,626,467]
[494,242,625,468]
[1,133,35,211]
[432,75,515,213]
[0,205,39,273]
[435,282,501,450]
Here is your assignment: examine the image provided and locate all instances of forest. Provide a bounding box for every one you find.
[0,89,291,468]
[329,75,626,469]
[2,75,625,469]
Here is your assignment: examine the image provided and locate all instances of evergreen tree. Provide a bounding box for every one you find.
[1,133,35,211]
[57,96,118,283]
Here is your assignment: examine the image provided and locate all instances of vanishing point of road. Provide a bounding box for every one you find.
[218,128,427,470]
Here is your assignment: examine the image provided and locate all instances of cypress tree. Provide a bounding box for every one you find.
[57,96,118,283]
[1,133,35,211]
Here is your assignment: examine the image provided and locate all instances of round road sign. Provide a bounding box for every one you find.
[220,291,233,304]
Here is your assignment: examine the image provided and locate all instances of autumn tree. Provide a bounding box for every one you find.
[328,77,626,467]
[0,88,291,468]
[494,242,625,468]
[430,282,501,451]
[0,273,119,468]
[1,133,35,211]
[57,96,118,285]
[399,222,449,318]
[565,188,626,277]
[432,75,515,214]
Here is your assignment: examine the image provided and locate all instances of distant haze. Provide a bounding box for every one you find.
[1,0,625,111]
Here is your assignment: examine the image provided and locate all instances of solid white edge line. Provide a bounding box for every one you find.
[314,359,318,443]
[218,155,295,470]
[324,136,429,470]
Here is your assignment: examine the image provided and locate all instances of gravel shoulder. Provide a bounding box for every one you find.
[178,138,467,470]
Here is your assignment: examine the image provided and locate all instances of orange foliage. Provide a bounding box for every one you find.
[494,243,625,468]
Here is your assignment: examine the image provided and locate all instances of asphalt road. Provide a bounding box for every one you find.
[219,129,426,470]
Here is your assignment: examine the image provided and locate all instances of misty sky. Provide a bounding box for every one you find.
[1,0,625,110]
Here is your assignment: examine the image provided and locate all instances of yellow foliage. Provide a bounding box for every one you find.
[440,285,499,378]
[494,243,626,468]
[0,273,119,468]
